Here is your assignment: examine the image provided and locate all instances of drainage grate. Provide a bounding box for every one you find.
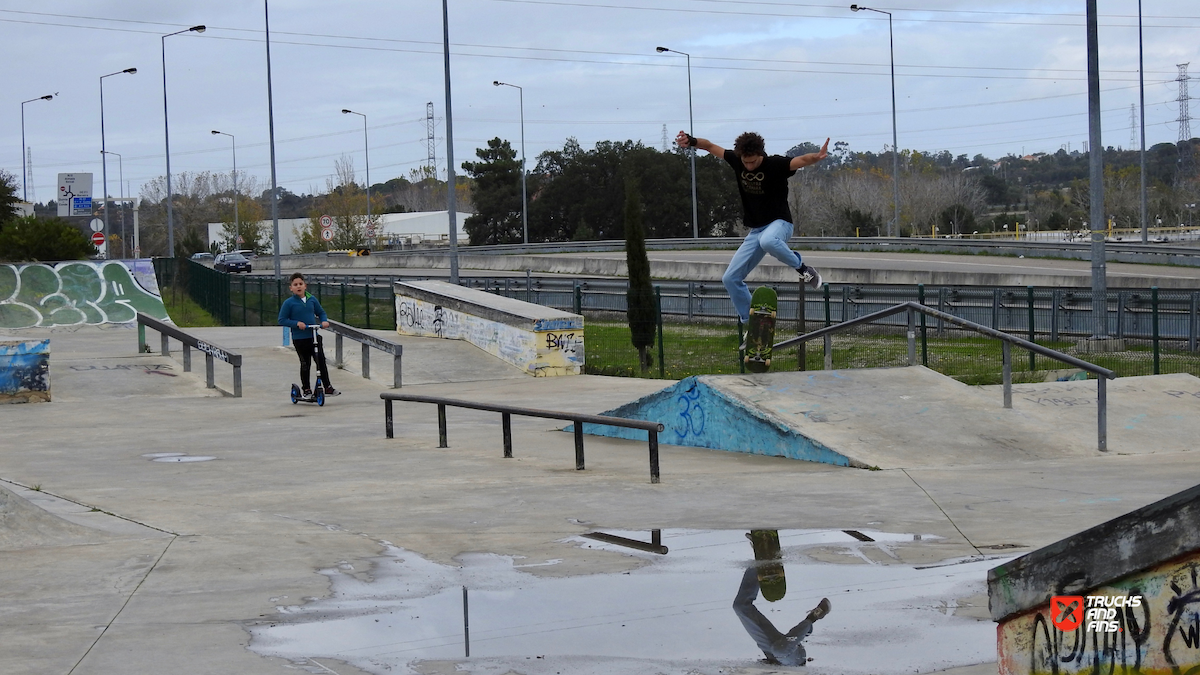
[843,529,876,542]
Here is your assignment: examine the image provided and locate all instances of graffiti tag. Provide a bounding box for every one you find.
[673,385,706,442]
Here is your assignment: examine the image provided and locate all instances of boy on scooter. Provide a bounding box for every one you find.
[278,272,340,398]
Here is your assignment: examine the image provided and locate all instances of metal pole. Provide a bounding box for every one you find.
[20,95,53,203]
[849,6,899,236]
[101,78,109,255]
[442,0,460,284]
[160,25,204,258]
[117,153,125,258]
[1086,0,1108,339]
[687,52,698,239]
[213,131,238,249]
[265,3,282,278]
[1139,0,1148,243]
[886,11,899,237]
[364,115,370,232]
[519,85,528,244]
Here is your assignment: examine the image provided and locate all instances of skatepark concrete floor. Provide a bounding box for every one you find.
[2,324,1198,675]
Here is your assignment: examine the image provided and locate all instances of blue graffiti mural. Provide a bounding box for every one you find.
[0,339,50,401]
[674,383,707,442]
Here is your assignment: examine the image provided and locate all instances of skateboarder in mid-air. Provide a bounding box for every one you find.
[674,130,829,325]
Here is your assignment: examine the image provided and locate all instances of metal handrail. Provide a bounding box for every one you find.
[380,392,666,483]
[772,301,1116,452]
[136,312,242,397]
[325,319,403,388]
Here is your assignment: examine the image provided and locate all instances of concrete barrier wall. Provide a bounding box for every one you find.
[0,339,50,403]
[393,280,584,376]
[990,483,1200,675]
[0,260,170,328]
[996,550,1200,675]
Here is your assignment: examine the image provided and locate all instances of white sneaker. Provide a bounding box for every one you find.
[798,264,823,290]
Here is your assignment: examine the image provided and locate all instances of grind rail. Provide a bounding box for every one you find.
[773,301,1117,452]
[136,312,243,397]
[380,393,666,483]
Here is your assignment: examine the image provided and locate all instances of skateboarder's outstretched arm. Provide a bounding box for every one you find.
[675,130,725,157]
[788,138,830,170]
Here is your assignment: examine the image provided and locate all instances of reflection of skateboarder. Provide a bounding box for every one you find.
[733,557,830,665]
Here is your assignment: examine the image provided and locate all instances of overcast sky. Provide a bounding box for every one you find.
[6,1,1200,205]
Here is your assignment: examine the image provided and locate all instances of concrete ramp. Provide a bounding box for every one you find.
[579,367,1113,469]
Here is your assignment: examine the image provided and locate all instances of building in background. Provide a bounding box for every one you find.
[206,210,471,254]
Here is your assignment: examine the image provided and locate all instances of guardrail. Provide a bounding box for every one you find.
[136,313,243,397]
[326,320,403,388]
[380,393,667,483]
[773,301,1117,452]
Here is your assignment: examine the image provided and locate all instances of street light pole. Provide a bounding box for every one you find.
[656,47,699,239]
[20,94,54,203]
[1138,0,1148,243]
[101,68,137,258]
[493,81,528,244]
[850,5,901,237]
[161,24,205,258]
[1085,0,1108,341]
[442,0,460,284]
[341,109,372,239]
[102,151,124,257]
[264,1,281,278]
[211,131,238,249]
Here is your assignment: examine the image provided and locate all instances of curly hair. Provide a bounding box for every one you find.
[733,132,766,158]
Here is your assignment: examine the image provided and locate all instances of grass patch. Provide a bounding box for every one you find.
[584,318,1200,383]
[161,286,223,328]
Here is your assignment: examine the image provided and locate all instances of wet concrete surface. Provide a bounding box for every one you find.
[1,325,1198,674]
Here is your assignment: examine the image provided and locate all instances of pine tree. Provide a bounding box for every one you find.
[624,179,656,371]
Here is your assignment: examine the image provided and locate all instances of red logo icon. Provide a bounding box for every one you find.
[1051,596,1084,631]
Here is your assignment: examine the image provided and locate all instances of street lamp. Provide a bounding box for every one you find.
[101,150,125,257]
[101,68,137,257]
[493,81,528,244]
[850,4,901,237]
[211,130,238,249]
[20,94,54,202]
[656,46,699,239]
[162,24,205,258]
[341,109,372,237]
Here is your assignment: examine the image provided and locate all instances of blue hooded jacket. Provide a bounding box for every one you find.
[278,293,328,341]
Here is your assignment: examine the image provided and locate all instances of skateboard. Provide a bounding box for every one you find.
[743,286,778,373]
[748,529,786,602]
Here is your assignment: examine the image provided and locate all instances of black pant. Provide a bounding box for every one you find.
[294,335,332,392]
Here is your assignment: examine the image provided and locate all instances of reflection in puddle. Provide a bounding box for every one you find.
[249,529,1009,675]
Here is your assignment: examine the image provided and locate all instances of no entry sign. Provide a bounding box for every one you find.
[91,232,106,246]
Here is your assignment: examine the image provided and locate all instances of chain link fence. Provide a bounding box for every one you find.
[157,259,1200,384]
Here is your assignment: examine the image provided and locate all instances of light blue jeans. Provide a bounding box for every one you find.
[723,219,802,322]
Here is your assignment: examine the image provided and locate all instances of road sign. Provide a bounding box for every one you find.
[89,218,104,233]
[91,232,106,246]
[320,215,333,229]
[58,173,93,217]
[236,235,244,244]
[320,228,333,242]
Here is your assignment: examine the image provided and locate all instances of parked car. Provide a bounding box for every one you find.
[191,252,214,262]
[214,252,252,273]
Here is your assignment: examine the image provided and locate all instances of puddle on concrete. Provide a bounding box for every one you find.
[151,455,216,463]
[249,528,1009,675]
[142,453,186,459]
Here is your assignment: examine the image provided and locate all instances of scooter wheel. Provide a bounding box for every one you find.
[316,389,325,406]
[290,384,300,404]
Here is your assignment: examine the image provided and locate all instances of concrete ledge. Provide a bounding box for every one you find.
[988,481,1200,622]
[393,280,584,376]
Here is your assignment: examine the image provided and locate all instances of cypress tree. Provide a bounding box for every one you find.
[624,178,656,371]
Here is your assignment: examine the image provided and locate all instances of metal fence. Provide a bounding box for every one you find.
[155,259,1200,383]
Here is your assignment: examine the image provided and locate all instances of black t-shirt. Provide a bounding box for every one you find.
[723,150,797,229]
